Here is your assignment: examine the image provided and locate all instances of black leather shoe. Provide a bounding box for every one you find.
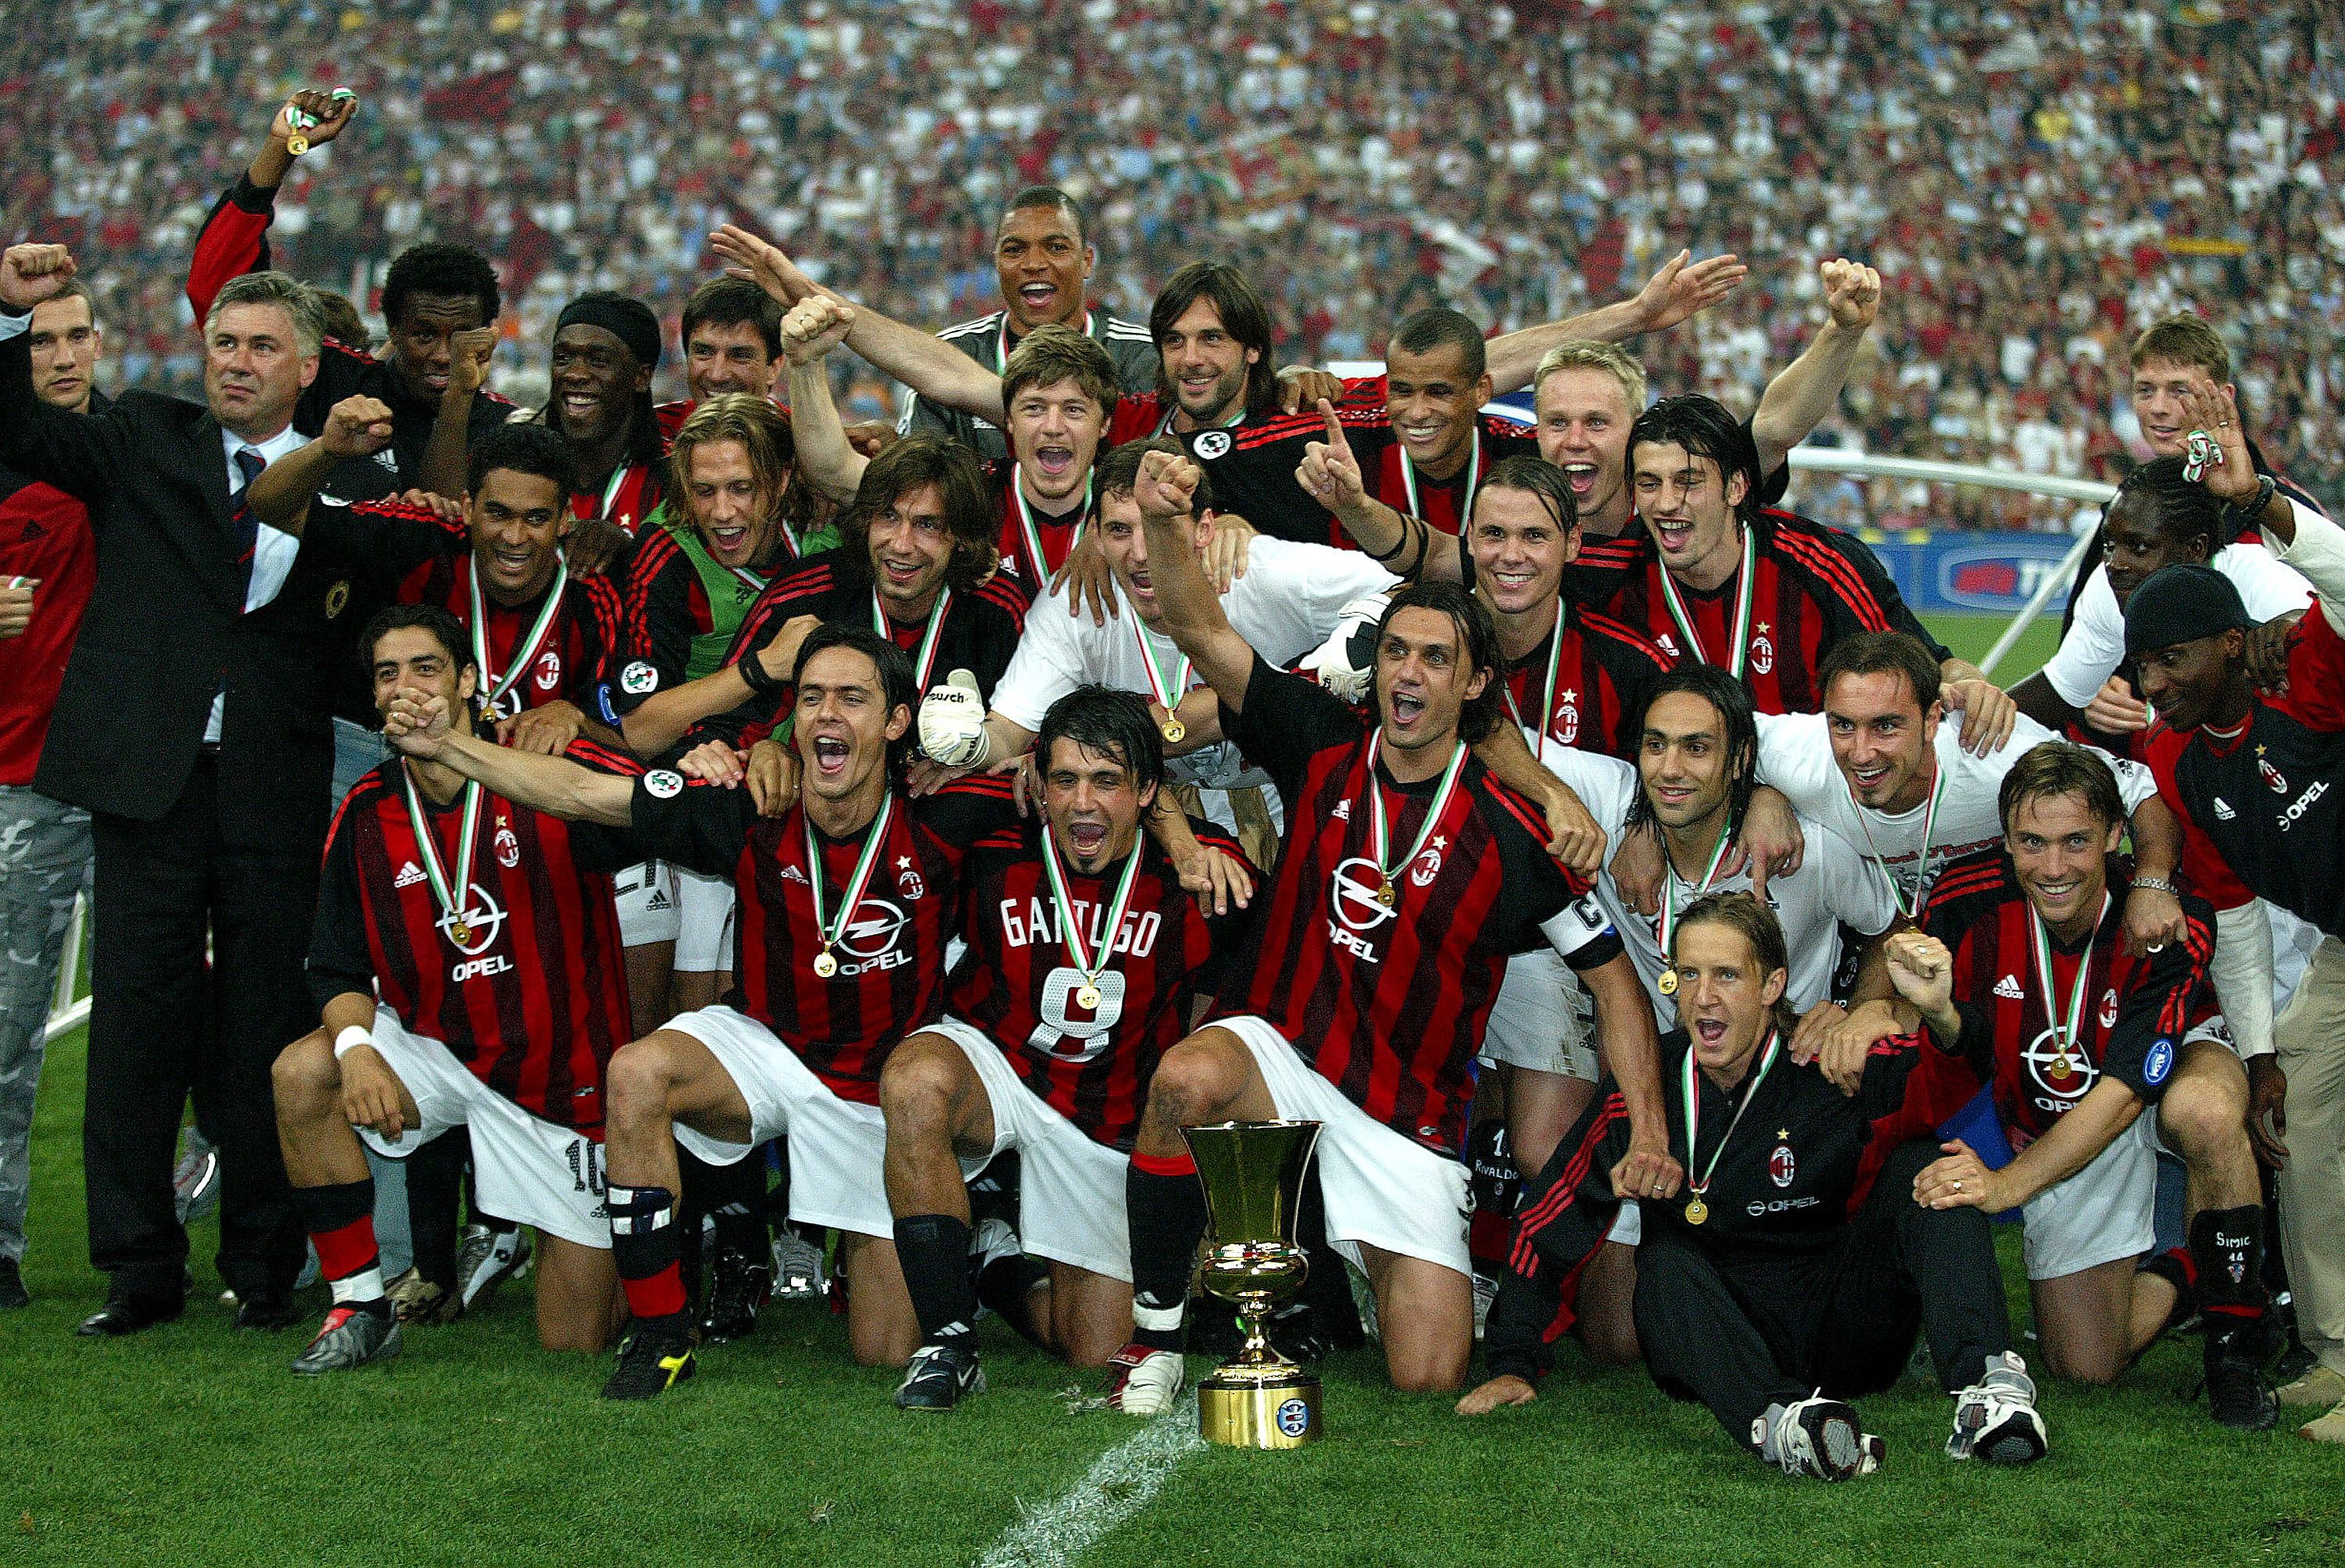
[234,1293,304,1332]
[0,1258,28,1309]
[76,1293,184,1337]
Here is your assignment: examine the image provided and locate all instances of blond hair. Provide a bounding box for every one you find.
[1532,339,1648,417]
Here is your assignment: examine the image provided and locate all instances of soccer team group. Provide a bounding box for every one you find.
[2,88,2341,1481]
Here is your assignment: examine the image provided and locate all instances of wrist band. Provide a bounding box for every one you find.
[333,1026,373,1060]
[738,649,783,696]
[2131,876,2180,897]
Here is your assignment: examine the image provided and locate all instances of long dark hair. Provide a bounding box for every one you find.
[1624,664,1759,841]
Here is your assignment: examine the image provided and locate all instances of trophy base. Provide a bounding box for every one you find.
[1198,1368,1322,1449]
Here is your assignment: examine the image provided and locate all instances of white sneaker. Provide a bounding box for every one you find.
[1755,1394,1881,1480]
[1101,1343,1184,1416]
[1949,1351,2047,1464]
[456,1224,532,1312]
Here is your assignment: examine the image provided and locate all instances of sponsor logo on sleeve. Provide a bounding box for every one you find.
[2143,1036,2175,1087]
[644,769,685,799]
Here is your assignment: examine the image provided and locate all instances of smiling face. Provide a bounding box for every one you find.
[1825,669,1939,811]
[371,624,480,735]
[386,292,488,404]
[2135,629,2242,734]
[683,438,785,569]
[1466,484,1577,619]
[685,318,779,403]
[793,643,911,804]
[1042,736,1153,875]
[466,466,570,604]
[1094,489,1212,626]
[863,481,957,618]
[204,302,318,440]
[2007,791,2121,936]
[2130,355,2229,460]
[2100,489,2207,609]
[1673,918,1786,1083]
[1385,342,1493,478]
[1632,439,1746,584]
[1535,366,1635,529]
[1158,297,1257,428]
[1375,604,1488,760]
[995,203,1094,335]
[28,292,100,413]
[1006,374,1107,508]
[550,323,649,446]
[1639,690,1738,834]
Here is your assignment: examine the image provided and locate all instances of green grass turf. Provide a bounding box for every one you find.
[6,609,2323,1568]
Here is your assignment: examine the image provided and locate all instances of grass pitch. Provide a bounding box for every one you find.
[15,610,2332,1568]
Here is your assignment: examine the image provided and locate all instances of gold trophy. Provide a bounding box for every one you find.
[1181,1119,1324,1449]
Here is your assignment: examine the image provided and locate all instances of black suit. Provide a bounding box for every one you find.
[0,323,369,1303]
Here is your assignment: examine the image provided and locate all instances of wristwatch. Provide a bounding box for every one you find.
[2227,472,2278,528]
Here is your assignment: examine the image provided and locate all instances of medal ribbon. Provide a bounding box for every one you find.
[1849,759,1949,921]
[1011,464,1090,580]
[1153,402,1247,439]
[1501,610,1567,739]
[873,586,953,691]
[1398,428,1481,528]
[400,765,484,937]
[1133,622,1195,720]
[469,552,570,708]
[2026,891,2112,1074]
[1041,829,1146,990]
[1682,1027,1784,1203]
[1656,820,1738,968]
[803,793,896,965]
[1364,732,1470,890]
[1654,524,1756,676]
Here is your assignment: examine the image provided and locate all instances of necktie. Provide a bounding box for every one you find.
[231,446,265,610]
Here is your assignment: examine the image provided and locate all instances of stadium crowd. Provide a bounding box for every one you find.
[2,3,2343,1484]
[10,2,2341,528]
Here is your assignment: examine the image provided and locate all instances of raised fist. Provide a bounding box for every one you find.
[1133,448,1201,524]
[780,296,855,367]
[271,88,358,152]
[1820,258,1882,331]
[0,245,76,314]
[322,396,396,459]
[916,668,988,767]
[447,327,498,399]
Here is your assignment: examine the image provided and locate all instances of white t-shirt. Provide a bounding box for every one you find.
[1537,742,1902,1022]
[2039,545,2313,706]
[991,535,1395,796]
[1754,709,2158,914]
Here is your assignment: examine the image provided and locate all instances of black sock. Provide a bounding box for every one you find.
[977,1250,1053,1350]
[403,1129,466,1290]
[1127,1153,1208,1353]
[607,1183,689,1328]
[893,1214,979,1348]
[2191,1205,2268,1329]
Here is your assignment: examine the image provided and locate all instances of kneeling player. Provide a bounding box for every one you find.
[880,686,1250,1408]
[274,607,636,1372]
[1465,894,2045,1477]
[1884,741,2277,1429]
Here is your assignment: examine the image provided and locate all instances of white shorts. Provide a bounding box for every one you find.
[356,1006,611,1250]
[2020,1113,2157,1282]
[1608,1200,1642,1247]
[945,1024,1132,1282]
[1222,1014,1471,1279]
[1477,950,1598,1080]
[612,859,680,947]
[673,866,737,974]
[664,1006,993,1240]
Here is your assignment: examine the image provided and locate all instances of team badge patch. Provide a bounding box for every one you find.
[1749,624,1774,675]
[644,769,685,799]
[2143,1036,2175,1087]
[2099,989,2118,1029]
[1770,1143,1795,1188]
[1275,1398,1312,1437]
[324,579,351,619]
[621,660,659,695]
[535,649,563,693]
[1193,429,1233,460]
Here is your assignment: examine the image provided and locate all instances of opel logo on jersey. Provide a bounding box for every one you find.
[1330,857,1401,932]
[438,882,507,957]
[835,897,910,961]
[2022,1026,2096,1107]
[1194,428,1233,460]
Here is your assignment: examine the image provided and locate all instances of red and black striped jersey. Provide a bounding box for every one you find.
[614,519,835,711]
[2143,600,2345,939]
[303,496,627,722]
[1563,507,1946,714]
[1330,385,1540,542]
[306,739,643,1132]
[983,456,1089,597]
[1215,655,1624,1154]
[1104,385,1379,549]
[623,768,1020,1101]
[1493,602,1674,759]
[656,397,797,444]
[1923,850,2215,1144]
[570,460,664,541]
[716,556,1029,742]
[947,819,1250,1151]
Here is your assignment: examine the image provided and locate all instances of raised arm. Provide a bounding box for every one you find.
[187,88,359,323]
[1294,399,1459,581]
[777,297,868,507]
[1750,259,1879,478]
[246,396,396,533]
[0,245,134,499]
[1483,249,1748,394]
[1131,449,1262,712]
[708,224,1007,424]
[382,689,635,826]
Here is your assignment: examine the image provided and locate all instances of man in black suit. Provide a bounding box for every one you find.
[0,242,370,1334]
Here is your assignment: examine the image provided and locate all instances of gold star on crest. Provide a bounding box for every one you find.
[1559,688,1578,704]
[1754,622,1770,636]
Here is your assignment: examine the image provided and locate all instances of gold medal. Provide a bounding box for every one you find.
[812,950,839,979]
[450,920,472,947]
[1375,878,1396,907]
[1684,1195,1708,1225]
[286,133,309,156]
[1657,967,1679,997]
[1076,984,1102,1011]
[1162,719,1185,745]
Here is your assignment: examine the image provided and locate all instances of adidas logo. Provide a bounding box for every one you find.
[1993,975,2025,1000]
[645,890,674,911]
[393,861,427,888]
[779,865,808,884]
[2212,797,2236,821]
[18,519,44,542]
[1331,799,1352,822]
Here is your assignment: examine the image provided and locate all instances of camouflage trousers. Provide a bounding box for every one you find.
[0,786,91,1262]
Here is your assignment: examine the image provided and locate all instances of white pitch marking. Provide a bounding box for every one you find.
[973,1394,1205,1567]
